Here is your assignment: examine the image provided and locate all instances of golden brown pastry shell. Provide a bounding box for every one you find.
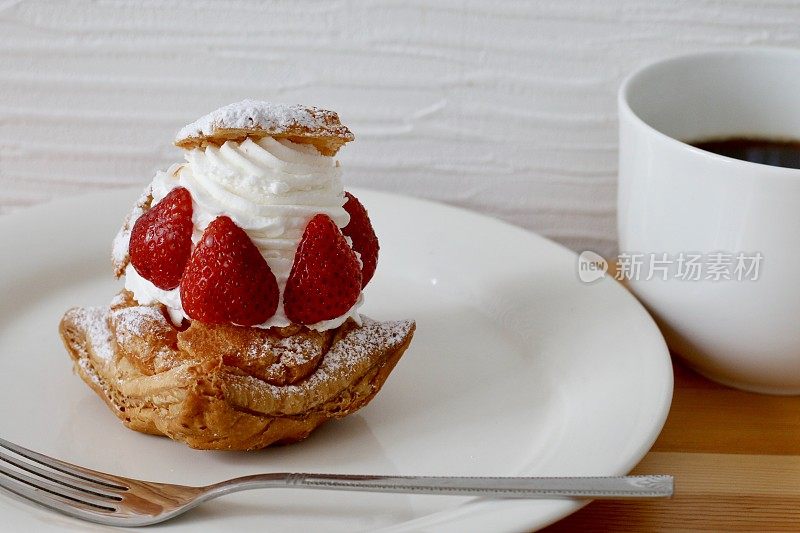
[60,292,415,451]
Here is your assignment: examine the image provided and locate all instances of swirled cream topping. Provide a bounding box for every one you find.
[124,136,363,331]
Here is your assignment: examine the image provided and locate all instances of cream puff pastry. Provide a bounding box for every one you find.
[60,100,415,450]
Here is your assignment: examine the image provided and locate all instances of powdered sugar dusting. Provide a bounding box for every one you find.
[112,305,167,344]
[70,307,115,362]
[232,318,414,414]
[77,357,104,388]
[245,334,318,362]
[241,333,323,380]
[175,100,353,145]
[109,292,129,308]
[277,318,412,395]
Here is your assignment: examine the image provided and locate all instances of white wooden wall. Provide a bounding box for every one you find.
[2,0,800,257]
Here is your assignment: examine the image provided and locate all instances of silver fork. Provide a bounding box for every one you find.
[0,436,672,527]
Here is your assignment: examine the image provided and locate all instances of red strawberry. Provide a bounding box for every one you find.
[180,216,279,326]
[341,192,379,288]
[284,214,362,325]
[129,187,193,290]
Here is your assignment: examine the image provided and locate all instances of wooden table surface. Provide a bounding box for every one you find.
[542,356,800,532]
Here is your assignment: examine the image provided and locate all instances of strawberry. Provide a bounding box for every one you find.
[284,214,362,325]
[180,216,279,326]
[129,187,194,290]
[341,192,379,288]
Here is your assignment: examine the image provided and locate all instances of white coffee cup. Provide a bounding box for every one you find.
[618,48,800,394]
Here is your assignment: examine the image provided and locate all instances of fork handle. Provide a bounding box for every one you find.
[208,474,673,499]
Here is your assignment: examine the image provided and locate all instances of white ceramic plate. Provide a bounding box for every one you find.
[0,189,672,532]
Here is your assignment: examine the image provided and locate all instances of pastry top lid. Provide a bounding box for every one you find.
[175,99,354,156]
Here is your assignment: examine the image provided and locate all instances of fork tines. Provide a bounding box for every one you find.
[0,437,128,520]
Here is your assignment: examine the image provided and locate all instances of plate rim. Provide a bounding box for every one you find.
[0,188,674,532]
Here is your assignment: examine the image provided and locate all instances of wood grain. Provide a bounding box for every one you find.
[4,1,800,257]
[652,362,800,456]
[543,358,800,532]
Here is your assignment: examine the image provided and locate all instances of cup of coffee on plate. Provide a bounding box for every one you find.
[617,48,800,394]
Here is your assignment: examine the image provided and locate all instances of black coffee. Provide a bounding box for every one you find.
[690,136,800,170]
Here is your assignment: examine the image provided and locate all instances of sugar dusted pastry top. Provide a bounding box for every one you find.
[175,100,354,156]
[115,100,378,332]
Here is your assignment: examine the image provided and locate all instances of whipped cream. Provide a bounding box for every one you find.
[124,136,363,331]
